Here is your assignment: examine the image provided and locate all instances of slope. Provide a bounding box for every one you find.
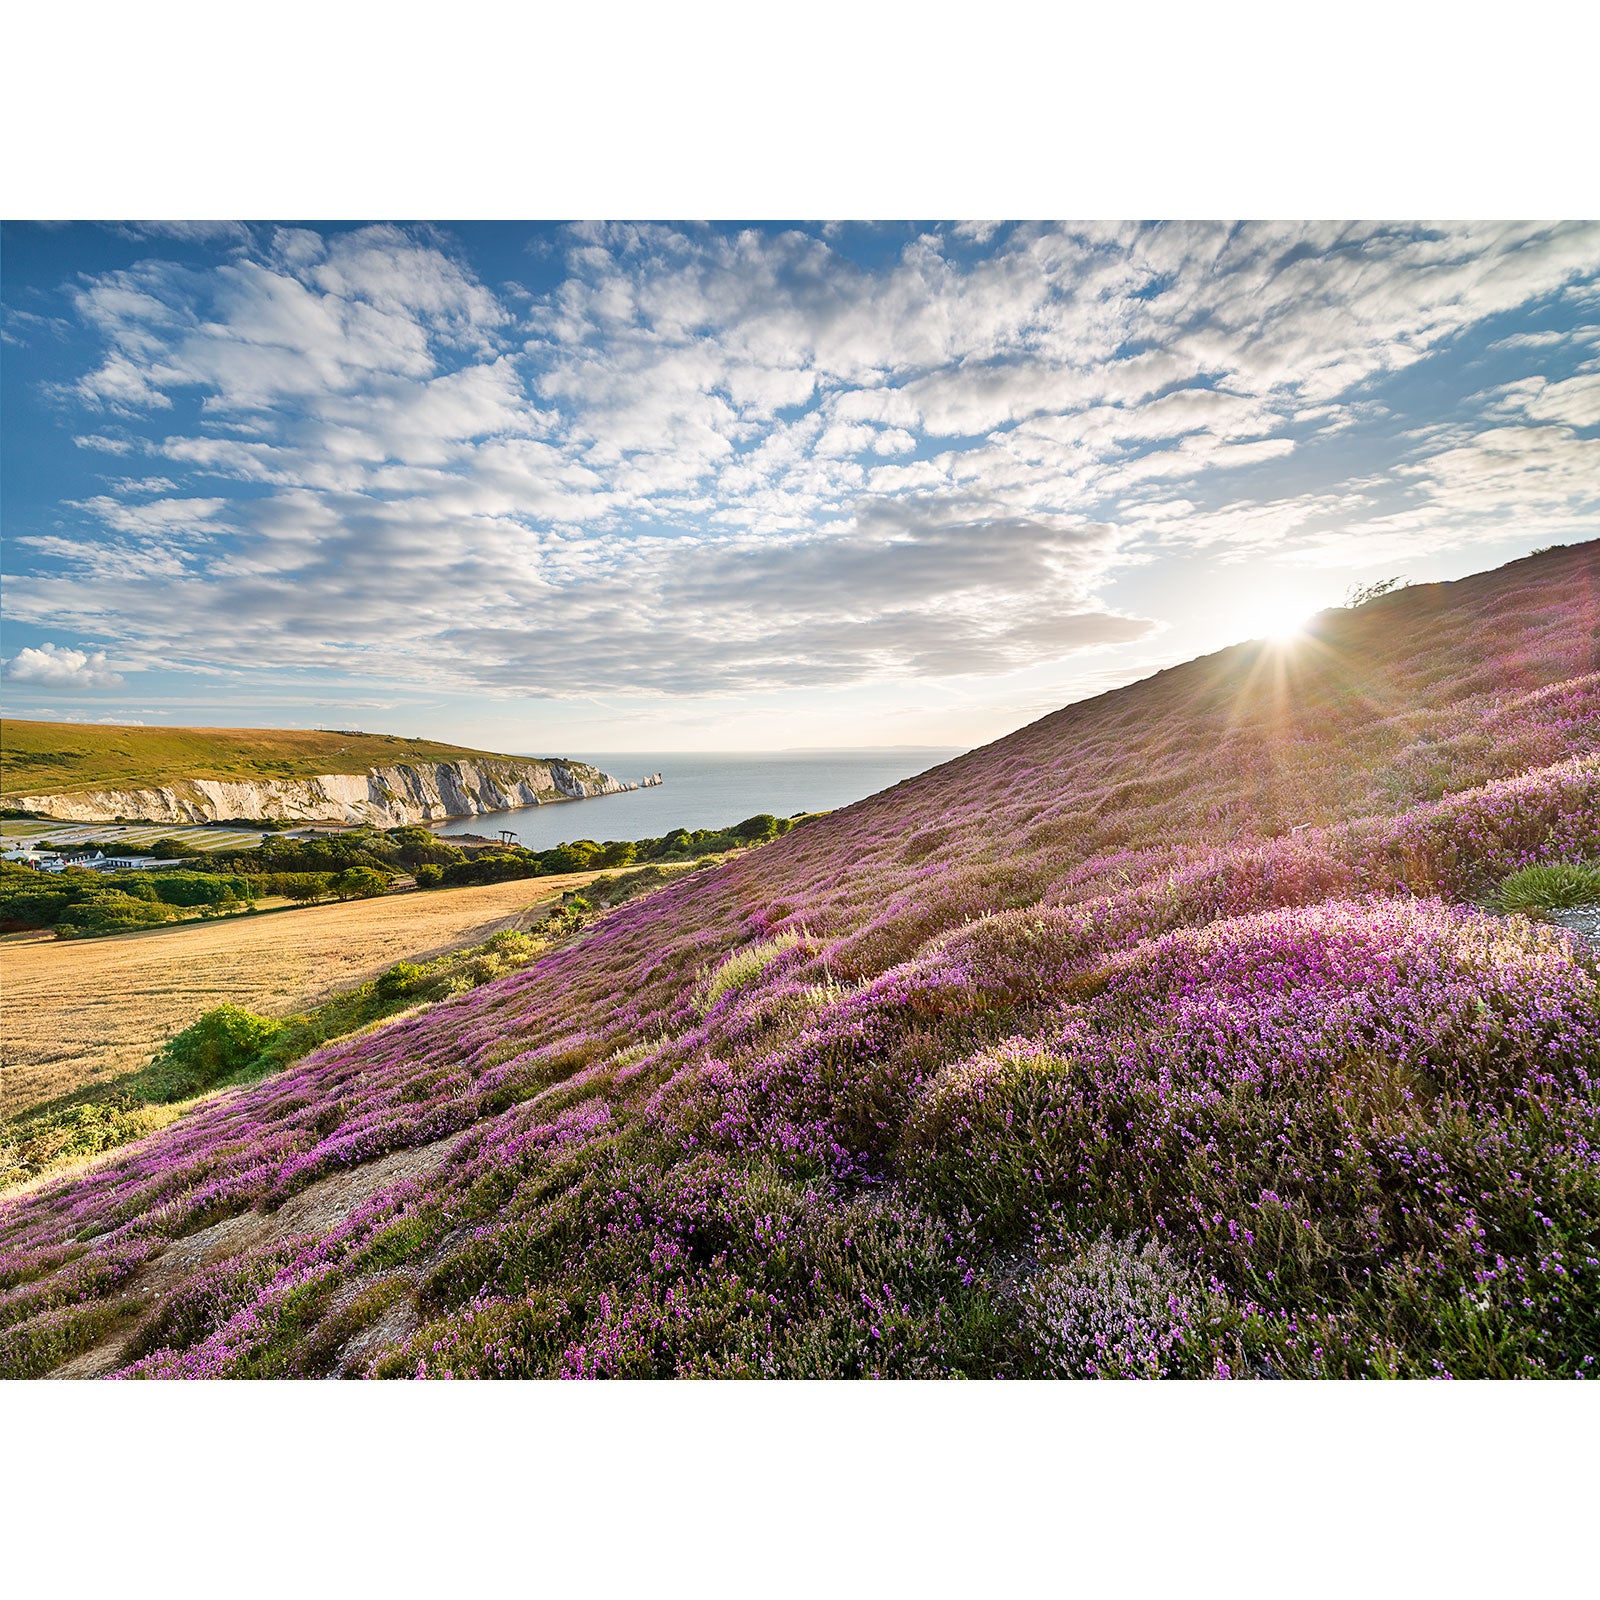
[0,721,575,801]
[2,541,1596,1379]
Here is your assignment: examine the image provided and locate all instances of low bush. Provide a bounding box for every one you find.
[696,932,806,1015]
[147,1005,286,1099]
[376,962,428,1001]
[1015,1231,1232,1378]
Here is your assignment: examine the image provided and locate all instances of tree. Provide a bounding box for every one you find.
[280,872,335,904]
[332,867,390,901]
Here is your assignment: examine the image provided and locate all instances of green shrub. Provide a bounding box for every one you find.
[696,932,804,1014]
[376,961,428,1001]
[135,870,256,908]
[276,872,336,903]
[413,864,444,888]
[1492,860,1600,913]
[54,890,179,935]
[148,1005,285,1098]
[0,1100,186,1189]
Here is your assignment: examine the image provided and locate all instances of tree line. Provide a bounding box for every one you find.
[1,813,813,935]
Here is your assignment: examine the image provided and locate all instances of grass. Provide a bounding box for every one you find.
[3,821,271,848]
[1492,860,1600,913]
[0,864,693,1192]
[696,930,807,1014]
[1,935,530,1190]
[0,872,599,1118]
[0,719,562,801]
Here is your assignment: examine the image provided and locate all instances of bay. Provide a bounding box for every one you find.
[434,747,966,850]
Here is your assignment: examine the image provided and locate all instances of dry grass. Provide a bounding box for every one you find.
[0,874,596,1116]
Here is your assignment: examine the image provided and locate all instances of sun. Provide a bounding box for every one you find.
[1233,591,1313,645]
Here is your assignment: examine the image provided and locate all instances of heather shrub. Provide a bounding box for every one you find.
[901,1035,1087,1239]
[1015,1231,1227,1378]
[1492,860,1600,913]
[929,906,1091,1007]
[0,1300,121,1378]
[126,1246,302,1361]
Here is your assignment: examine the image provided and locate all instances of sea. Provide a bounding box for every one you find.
[433,748,967,850]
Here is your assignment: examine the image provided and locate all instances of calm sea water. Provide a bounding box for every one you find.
[435,748,966,849]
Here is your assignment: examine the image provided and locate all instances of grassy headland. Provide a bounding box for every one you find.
[0,720,556,802]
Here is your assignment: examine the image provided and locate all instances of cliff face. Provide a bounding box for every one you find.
[12,758,634,826]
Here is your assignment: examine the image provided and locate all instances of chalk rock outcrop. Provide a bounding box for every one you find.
[13,758,634,827]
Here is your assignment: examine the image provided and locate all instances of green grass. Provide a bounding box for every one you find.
[1492,860,1600,914]
[1,719,552,801]
[696,931,807,1014]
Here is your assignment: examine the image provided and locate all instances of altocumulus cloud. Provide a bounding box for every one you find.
[2,643,125,689]
[4,219,1599,698]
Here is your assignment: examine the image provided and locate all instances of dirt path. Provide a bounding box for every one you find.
[1,874,595,1116]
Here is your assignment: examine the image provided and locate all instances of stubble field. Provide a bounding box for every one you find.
[0,874,596,1116]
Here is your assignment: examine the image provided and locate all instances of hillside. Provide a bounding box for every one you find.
[0,721,631,826]
[1,542,1596,1379]
[0,722,545,799]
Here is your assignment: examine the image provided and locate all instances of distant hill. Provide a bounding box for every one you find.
[0,721,549,801]
[2,540,1596,1380]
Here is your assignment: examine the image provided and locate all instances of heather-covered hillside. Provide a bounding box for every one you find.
[3,542,1597,1379]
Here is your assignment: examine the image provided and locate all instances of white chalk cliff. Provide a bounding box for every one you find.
[12,758,636,826]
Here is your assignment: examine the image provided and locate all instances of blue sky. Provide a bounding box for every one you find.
[3,219,1598,753]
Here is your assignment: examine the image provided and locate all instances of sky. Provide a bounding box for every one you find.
[2,219,1598,754]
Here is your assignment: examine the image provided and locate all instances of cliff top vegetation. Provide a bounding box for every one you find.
[0,721,584,801]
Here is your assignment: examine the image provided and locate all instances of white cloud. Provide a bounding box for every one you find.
[1493,372,1600,429]
[109,476,179,495]
[13,219,1600,700]
[2,643,125,689]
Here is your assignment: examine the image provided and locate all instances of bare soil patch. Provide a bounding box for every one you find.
[1,875,595,1116]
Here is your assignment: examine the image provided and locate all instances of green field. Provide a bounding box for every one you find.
[0,720,543,800]
[2,820,270,851]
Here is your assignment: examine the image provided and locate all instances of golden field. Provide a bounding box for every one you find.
[0,874,595,1116]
